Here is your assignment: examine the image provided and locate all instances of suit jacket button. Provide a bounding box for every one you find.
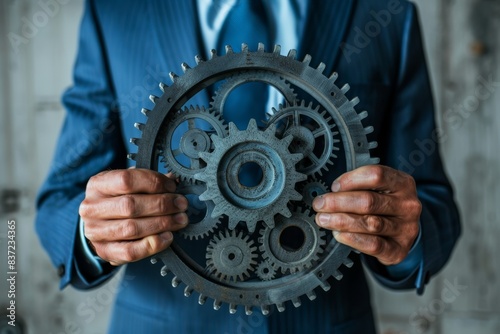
[57,264,65,277]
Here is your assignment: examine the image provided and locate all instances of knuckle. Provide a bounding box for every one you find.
[120,247,137,263]
[369,166,385,184]
[368,238,385,256]
[360,193,376,213]
[119,195,137,217]
[365,215,384,234]
[78,200,91,217]
[121,220,139,239]
[116,170,134,192]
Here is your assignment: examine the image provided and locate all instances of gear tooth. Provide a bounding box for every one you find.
[271,106,278,114]
[292,297,301,308]
[280,207,292,218]
[320,280,331,292]
[245,306,253,315]
[261,305,270,316]
[150,257,157,264]
[333,270,344,281]
[358,110,369,120]
[134,122,145,131]
[340,83,350,94]
[302,54,312,65]
[225,45,234,54]
[140,107,150,116]
[198,294,207,305]
[160,265,169,277]
[130,138,140,146]
[228,122,239,134]
[213,300,222,311]
[273,44,281,54]
[287,48,297,59]
[241,43,249,52]
[198,151,211,162]
[343,258,354,268]
[211,205,226,219]
[368,141,378,149]
[159,82,167,92]
[290,190,304,201]
[247,118,258,131]
[364,126,374,134]
[306,290,317,301]
[149,94,159,104]
[369,157,380,165]
[351,96,360,106]
[127,153,136,161]
[171,276,181,287]
[316,62,326,73]
[329,71,339,81]
[169,72,179,83]
[181,62,191,73]
[229,303,237,314]
[276,303,286,313]
[195,54,204,64]
[210,49,217,58]
[184,286,193,297]
[257,42,265,52]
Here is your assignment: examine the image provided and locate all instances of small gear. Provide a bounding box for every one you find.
[206,229,258,282]
[259,208,327,274]
[255,260,276,281]
[195,118,307,232]
[176,182,220,240]
[298,177,329,208]
[161,105,228,181]
[268,100,340,177]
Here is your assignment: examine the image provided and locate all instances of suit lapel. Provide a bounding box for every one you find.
[299,0,355,74]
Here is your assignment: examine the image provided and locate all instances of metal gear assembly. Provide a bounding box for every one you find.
[129,43,379,315]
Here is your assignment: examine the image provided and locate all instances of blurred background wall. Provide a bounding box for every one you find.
[0,0,498,333]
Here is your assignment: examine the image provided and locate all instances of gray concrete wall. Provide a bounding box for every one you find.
[0,0,498,333]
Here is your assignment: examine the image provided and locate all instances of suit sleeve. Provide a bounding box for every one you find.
[362,3,461,294]
[35,0,126,289]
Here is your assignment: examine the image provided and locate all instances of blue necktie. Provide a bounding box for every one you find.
[215,0,272,129]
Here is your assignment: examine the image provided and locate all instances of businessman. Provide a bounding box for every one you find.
[36,0,461,332]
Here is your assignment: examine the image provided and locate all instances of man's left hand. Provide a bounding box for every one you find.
[312,165,421,266]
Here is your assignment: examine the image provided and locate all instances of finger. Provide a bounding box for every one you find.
[93,232,173,266]
[80,193,188,219]
[315,212,400,236]
[333,231,406,265]
[87,169,177,197]
[331,165,414,194]
[85,214,188,242]
[313,191,396,216]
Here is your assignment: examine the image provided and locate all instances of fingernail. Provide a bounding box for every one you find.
[174,213,188,225]
[313,196,325,210]
[317,214,329,227]
[160,231,173,242]
[333,230,340,238]
[331,181,340,192]
[174,196,188,211]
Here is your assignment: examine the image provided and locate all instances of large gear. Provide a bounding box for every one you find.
[131,43,379,315]
[205,229,258,282]
[259,208,327,274]
[195,118,306,232]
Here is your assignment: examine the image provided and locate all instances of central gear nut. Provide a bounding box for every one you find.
[195,119,307,232]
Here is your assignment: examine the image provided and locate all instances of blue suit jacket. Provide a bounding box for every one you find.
[36,0,460,333]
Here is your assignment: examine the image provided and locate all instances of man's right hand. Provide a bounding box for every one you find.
[78,169,188,266]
